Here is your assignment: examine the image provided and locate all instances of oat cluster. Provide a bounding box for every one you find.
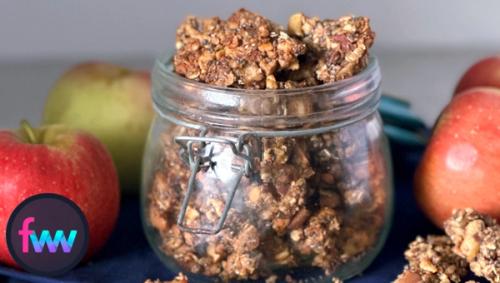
[173,9,374,89]
[394,236,468,283]
[288,13,374,83]
[394,209,499,283]
[144,273,189,283]
[445,209,499,283]
[174,9,306,89]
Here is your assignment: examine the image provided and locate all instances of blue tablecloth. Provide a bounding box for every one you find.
[0,143,486,283]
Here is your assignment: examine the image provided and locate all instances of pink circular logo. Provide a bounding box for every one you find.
[6,193,89,276]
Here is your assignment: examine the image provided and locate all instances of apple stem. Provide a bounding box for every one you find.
[20,120,38,144]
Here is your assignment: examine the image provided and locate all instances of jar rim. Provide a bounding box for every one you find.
[152,55,382,131]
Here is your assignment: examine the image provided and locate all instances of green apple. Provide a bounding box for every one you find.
[43,61,153,193]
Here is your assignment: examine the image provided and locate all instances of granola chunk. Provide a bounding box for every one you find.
[288,13,375,83]
[291,207,342,272]
[444,208,500,283]
[395,236,468,283]
[144,273,189,283]
[174,9,306,88]
[221,251,262,280]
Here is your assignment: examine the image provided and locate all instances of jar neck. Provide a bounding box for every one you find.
[152,56,381,132]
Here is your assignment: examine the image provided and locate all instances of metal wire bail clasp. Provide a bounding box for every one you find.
[174,132,255,235]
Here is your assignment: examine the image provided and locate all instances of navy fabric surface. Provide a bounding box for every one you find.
[0,143,486,283]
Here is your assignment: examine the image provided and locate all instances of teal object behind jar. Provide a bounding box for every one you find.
[141,56,393,282]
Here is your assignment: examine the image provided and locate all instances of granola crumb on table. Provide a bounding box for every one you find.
[148,8,385,282]
[394,236,468,283]
[394,208,500,283]
[444,208,500,283]
[144,273,189,283]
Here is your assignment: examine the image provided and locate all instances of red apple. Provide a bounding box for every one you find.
[415,87,500,228]
[0,121,120,267]
[455,55,500,94]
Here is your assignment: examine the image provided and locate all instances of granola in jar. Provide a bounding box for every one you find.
[144,8,389,282]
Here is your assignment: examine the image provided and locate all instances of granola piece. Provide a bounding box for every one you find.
[278,80,314,89]
[144,273,189,283]
[174,9,306,89]
[233,222,261,253]
[158,225,210,275]
[292,207,342,272]
[396,236,468,283]
[474,230,500,283]
[338,224,376,262]
[262,236,296,267]
[280,54,320,87]
[260,137,314,194]
[214,216,266,279]
[244,177,309,235]
[444,208,500,283]
[393,268,426,283]
[257,137,315,234]
[265,275,278,283]
[288,13,374,83]
[222,251,262,280]
[149,200,169,231]
[244,183,278,221]
[272,178,307,234]
[150,172,181,212]
[261,137,293,169]
[319,188,341,208]
[287,207,311,230]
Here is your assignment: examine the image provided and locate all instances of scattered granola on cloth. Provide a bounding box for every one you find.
[444,208,500,283]
[144,273,189,283]
[395,208,499,283]
[394,236,468,283]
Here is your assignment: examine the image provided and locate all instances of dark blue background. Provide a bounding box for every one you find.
[0,143,487,283]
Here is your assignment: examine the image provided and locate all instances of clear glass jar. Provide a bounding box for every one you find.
[141,56,393,282]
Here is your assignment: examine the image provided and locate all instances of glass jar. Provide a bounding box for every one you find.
[141,56,393,282]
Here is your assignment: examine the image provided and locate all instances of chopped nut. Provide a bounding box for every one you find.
[266,75,278,89]
[287,207,311,230]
